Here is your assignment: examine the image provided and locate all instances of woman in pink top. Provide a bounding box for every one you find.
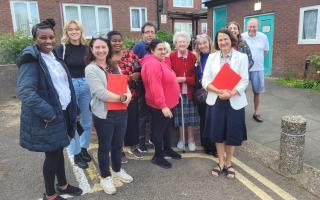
[141,39,181,169]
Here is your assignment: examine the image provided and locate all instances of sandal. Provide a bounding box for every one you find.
[211,164,225,177]
[226,165,235,179]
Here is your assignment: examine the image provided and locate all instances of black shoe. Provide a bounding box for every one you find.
[74,154,88,169]
[138,143,148,153]
[253,114,263,123]
[42,193,66,200]
[151,156,172,169]
[57,184,83,196]
[164,149,182,160]
[81,148,92,162]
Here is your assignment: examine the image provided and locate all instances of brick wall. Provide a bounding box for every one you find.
[0,0,157,41]
[0,1,13,33]
[0,65,18,100]
[207,0,320,78]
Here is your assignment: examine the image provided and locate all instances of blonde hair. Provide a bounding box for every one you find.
[173,31,191,47]
[163,41,171,55]
[194,34,215,66]
[61,20,86,45]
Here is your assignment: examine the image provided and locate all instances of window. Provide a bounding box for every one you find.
[201,23,207,34]
[201,0,207,9]
[174,22,192,36]
[130,7,147,31]
[298,5,320,44]
[173,0,193,8]
[63,4,112,37]
[10,0,40,35]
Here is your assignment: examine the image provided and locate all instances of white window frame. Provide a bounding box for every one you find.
[173,0,193,8]
[201,0,207,9]
[62,3,113,38]
[174,22,193,36]
[298,5,320,44]
[130,7,147,32]
[201,22,207,34]
[10,0,40,33]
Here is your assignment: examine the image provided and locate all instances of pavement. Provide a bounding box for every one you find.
[245,78,320,169]
[0,78,320,200]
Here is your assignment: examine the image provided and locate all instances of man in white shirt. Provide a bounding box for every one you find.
[242,18,269,123]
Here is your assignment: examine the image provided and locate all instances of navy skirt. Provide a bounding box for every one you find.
[204,99,247,146]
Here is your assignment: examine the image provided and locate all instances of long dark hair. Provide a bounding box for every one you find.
[214,28,237,51]
[226,21,245,48]
[148,38,163,53]
[85,37,115,67]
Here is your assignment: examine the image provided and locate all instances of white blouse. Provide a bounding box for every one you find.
[41,52,71,110]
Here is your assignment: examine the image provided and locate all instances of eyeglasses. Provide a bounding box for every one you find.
[91,34,108,40]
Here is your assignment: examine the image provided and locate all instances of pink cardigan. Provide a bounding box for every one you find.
[141,55,180,109]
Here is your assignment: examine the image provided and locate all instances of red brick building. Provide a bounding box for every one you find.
[204,0,320,78]
[160,0,208,35]
[0,0,207,41]
[0,0,158,40]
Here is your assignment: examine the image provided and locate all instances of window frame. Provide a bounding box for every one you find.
[129,7,147,32]
[201,0,207,9]
[298,5,320,44]
[174,22,193,36]
[173,0,193,8]
[62,3,113,38]
[10,0,40,33]
[201,22,208,34]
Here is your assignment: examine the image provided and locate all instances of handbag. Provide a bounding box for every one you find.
[193,87,207,104]
[192,63,207,104]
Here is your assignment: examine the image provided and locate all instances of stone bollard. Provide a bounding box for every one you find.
[279,115,307,175]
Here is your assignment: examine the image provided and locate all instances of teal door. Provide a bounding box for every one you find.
[244,14,274,76]
[213,6,227,38]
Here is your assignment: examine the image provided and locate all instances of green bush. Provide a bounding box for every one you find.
[275,79,320,91]
[0,31,33,64]
[123,36,136,50]
[156,29,173,44]
[308,54,320,71]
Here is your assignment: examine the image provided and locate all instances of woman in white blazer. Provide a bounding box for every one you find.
[202,29,249,178]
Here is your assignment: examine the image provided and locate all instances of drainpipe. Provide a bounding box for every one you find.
[156,0,161,30]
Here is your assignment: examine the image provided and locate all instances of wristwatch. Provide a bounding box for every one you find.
[119,94,127,102]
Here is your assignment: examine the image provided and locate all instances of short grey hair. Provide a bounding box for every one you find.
[173,31,191,46]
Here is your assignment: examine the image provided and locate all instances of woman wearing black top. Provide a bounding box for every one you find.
[55,20,92,169]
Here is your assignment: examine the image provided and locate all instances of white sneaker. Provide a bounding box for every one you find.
[114,168,133,183]
[177,140,185,150]
[188,142,196,151]
[100,176,116,195]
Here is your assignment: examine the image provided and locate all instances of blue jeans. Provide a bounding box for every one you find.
[93,111,128,178]
[67,78,92,155]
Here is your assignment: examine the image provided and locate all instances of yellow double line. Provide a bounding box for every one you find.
[86,145,296,200]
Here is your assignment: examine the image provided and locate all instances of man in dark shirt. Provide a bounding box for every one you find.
[132,22,157,153]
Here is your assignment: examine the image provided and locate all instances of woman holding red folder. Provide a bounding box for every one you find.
[202,29,249,179]
[85,36,133,195]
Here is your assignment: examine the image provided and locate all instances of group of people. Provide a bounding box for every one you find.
[16,17,269,199]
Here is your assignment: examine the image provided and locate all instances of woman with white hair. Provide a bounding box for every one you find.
[170,31,199,151]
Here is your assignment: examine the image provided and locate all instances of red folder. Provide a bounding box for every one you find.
[211,63,241,90]
[106,74,128,110]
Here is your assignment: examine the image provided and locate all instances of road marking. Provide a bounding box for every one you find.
[233,157,297,200]
[84,145,297,200]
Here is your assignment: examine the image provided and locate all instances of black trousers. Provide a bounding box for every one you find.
[150,108,172,157]
[43,147,67,196]
[124,97,139,146]
[138,93,151,145]
[197,102,216,154]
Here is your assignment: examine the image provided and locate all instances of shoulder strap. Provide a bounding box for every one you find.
[62,43,66,61]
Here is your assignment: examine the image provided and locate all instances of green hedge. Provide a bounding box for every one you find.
[0,32,33,64]
[275,79,320,91]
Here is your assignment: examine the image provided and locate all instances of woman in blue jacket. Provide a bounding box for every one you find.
[16,19,82,200]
